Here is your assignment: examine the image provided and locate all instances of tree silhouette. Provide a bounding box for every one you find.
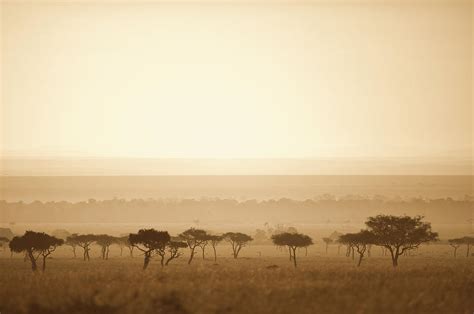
[208,235,223,262]
[366,215,438,267]
[129,229,170,270]
[339,230,375,266]
[69,234,96,261]
[460,236,474,257]
[116,235,134,257]
[165,240,188,265]
[179,228,208,264]
[448,238,464,257]
[322,237,333,254]
[9,231,63,271]
[65,234,80,258]
[95,235,116,260]
[272,232,313,267]
[223,232,253,259]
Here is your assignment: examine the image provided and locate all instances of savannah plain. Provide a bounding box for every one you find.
[0,243,473,314]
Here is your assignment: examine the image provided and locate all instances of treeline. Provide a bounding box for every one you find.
[4,215,473,272]
[1,196,472,224]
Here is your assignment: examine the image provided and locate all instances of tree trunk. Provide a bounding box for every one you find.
[106,246,109,260]
[454,247,457,257]
[72,247,76,258]
[305,246,308,256]
[143,252,151,270]
[212,245,217,262]
[292,247,297,268]
[201,246,205,260]
[188,248,195,264]
[42,255,47,272]
[28,251,37,272]
[120,247,123,256]
[467,244,471,257]
[288,247,292,261]
[351,247,355,260]
[325,243,328,254]
[357,253,363,267]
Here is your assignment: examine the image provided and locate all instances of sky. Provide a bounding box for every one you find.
[0,1,473,174]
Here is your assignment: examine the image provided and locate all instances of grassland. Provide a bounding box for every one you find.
[0,244,473,314]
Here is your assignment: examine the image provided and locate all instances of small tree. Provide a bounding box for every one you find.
[322,237,333,254]
[70,234,96,261]
[366,215,438,267]
[95,235,116,260]
[117,235,134,257]
[165,240,188,265]
[208,235,223,262]
[448,238,464,257]
[339,230,375,266]
[9,231,63,272]
[272,232,313,267]
[223,232,253,259]
[460,236,474,257]
[129,229,170,270]
[179,228,208,264]
[65,234,80,258]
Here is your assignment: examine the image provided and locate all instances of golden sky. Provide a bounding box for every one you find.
[1,0,472,162]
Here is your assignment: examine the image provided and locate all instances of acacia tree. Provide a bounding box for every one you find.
[9,231,63,272]
[460,236,474,257]
[366,215,438,267]
[165,240,188,265]
[95,235,116,260]
[322,237,333,254]
[448,238,464,257]
[339,230,375,266]
[117,235,134,257]
[70,234,96,261]
[179,228,208,264]
[65,234,80,258]
[271,232,313,267]
[208,235,223,262]
[129,229,170,270]
[223,232,253,259]
[197,234,211,260]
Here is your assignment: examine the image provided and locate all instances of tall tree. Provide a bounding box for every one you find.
[179,228,208,264]
[9,231,63,272]
[129,229,170,270]
[366,215,438,267]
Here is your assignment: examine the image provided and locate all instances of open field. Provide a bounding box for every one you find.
[1,245,473,314]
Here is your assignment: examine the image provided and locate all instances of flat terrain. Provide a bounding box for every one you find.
[1,245,473,314]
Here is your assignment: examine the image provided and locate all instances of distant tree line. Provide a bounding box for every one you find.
[1,196,472,224]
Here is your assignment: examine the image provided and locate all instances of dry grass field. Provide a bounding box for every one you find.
[1,245,473,314]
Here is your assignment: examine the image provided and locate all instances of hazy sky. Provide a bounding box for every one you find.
[1,1,473,161]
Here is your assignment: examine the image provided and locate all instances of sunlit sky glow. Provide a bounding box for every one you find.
[1,1,473,163]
